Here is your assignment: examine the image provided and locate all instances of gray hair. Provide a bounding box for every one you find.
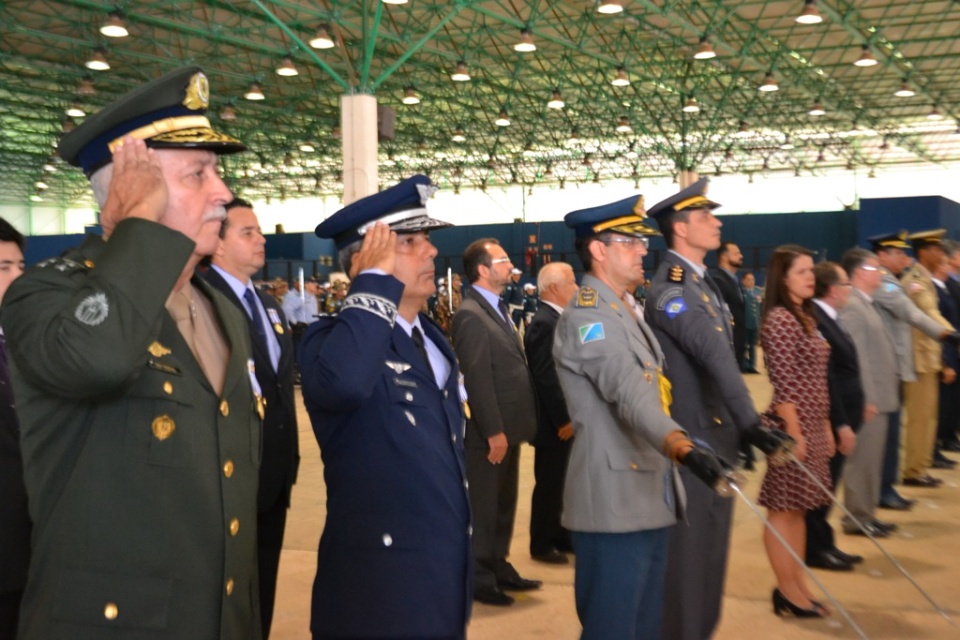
[840,247,878,277]
[337,239,363,275]
[89,164,114,211]
[942,239,960,258]
[537,261,572,291]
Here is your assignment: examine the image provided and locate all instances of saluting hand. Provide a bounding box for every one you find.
[100,137,168,238]
[349,222,396,279]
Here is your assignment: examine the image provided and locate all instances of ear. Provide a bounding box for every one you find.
[588,238,606,263]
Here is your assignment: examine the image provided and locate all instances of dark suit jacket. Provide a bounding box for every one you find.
[709,267,746,362]
[201,267,300,510]
[0,336,30,594]
[452,287,537,448]
[299,272,471,638]
[523,304,570,449]
[814,304,865,434]
[936,283,960,371]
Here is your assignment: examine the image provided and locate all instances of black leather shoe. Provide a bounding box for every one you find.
[903,475,942,488]
[531,549,568,565]
[942,440,960,452]
[498,575,543,591]
[879,496,913,511]
[845,522,889,538]
[807,549,853,571]
[931,458,957,469]
[871,519,898,533]
[473,586,514,606]
[831,548,864,565]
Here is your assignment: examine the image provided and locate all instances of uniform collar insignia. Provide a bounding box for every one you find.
[386,360,412,374]
[148,341,172,358]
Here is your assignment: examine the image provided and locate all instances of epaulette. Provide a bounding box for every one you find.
[576,286,599,308]
[34,255,94,273]
[668,264,685,283]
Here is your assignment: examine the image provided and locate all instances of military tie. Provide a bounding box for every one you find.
[411,326,436,383]
[243,288,271,364]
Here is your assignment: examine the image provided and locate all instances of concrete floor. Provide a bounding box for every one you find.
[271,369,960,639]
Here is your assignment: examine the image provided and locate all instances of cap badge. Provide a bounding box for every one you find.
[182,72,210,110]
[416,182,439,205]
[576,286,599,308]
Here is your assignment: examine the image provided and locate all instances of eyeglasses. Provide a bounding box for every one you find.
[602,236,649,249]
[489,257,511,265]
[858,264,879,272]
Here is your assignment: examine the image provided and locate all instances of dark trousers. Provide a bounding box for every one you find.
[258,495,289,640]
[805,451,846,559]
[0,590,22,640]
[466,444,522,590]
[881,409,903,502]
[937,378,960,447]
[572,528,668,640]
[529,441,572,556]
[743,328,758,370]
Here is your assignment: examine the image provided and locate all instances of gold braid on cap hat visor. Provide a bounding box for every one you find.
[107,116,240,152]
[671,195,716,212]
[592,215,648,234]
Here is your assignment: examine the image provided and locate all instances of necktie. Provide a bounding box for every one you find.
[411,326,436,382]
[497,299,513,327]
[243,288,269,355]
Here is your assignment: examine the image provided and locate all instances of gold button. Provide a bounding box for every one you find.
[714,416,722,424]
[715,326,723,332]
[83,259,95,268]
[104,602,118,620]
[151,415,175,441]
[229,518,240,536]
[220,400,229,417]
[163,381,173,395]
[225,578,234,596]
[223,459,234,478]
[630,463,639,471]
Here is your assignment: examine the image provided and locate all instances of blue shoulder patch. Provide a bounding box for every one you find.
[578,323,605,344]
[883,281,898,293]
[664,297,688,319]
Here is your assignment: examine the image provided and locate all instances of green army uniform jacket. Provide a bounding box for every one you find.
[1,218,262,640]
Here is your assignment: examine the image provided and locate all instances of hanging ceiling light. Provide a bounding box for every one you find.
[514,29,537,53]
[65,103,86,118]
[99,12,129,38]
[451,61,471,82]
[693,37,716,60]
[451,127,466,142]
[299,143,315,153]
[780,135,795,150]
[610,66,630,87]
[682,96,700,113]
[77,77,96,96]
[29,194,43,203]
[808,102,826,116]
[401,86,420,105]
[795,0,823,25]
[85,49,110,71]
[758,73,779,92]
[42,162,57,172]
[567,129,580,145]
[220,105,237,121]
[853,45,878,67]
[927,106,943,120]
[735,120,750,137]
[276,56,299,77]
[597,0,624,14]
[309,24,335,49]
[382,0,408,4]
[495,109,511,126]
[547,90,565,109]
[244,82,265,100]
[615,116,632,133]
[894,81,915,98]
[35,180,49,190]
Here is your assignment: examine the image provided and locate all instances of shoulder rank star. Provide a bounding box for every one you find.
[576,286,599,308]
[668,265,685,283]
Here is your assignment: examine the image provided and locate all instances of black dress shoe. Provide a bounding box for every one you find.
[531,549,569,565]
[942,440,960,452]
[498,576,543,591]
[879,497,913,511]
[831,548,864,565]
[806,549,853,571]
[871,519,898,533]
[845,522,889,538]
[931,458,957,470]
[473,586,514,606]
[903,475,942,488]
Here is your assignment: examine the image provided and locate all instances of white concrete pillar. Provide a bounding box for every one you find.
[340,94,379,206]
[678,170,699,188]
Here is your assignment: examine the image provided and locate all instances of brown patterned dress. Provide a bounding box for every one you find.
[758,306,833,511]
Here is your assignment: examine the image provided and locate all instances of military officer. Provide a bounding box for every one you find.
[2,67,261,639]
[502,267,526,328]
[554,194,733,639]
[302,175,472,639]
[644,178,791,640]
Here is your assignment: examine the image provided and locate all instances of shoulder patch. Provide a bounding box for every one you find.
[578,323,605,344]
[883,281,898,293]
[341,292,397,326]
[656,287,684,310]
[668,265,685,283]
[576,286,599,308]
[663,297,688,319]
[75,292,109,326]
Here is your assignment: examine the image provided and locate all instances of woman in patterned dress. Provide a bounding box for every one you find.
[758,245,835,617]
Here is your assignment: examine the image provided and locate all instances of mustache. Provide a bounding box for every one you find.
[204,206,226,223]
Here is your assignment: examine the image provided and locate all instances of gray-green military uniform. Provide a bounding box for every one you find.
[2,219,262,639]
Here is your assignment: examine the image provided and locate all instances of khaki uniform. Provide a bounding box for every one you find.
[901,263,954,479]
[2,219,262,639]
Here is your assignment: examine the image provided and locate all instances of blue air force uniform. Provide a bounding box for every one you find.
[302,176,472,639]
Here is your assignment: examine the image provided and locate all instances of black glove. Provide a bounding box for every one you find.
[745,424,795,456]
[944,332,960,347]
[681,448,731,490]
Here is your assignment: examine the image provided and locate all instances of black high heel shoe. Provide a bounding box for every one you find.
[772,588,826,618]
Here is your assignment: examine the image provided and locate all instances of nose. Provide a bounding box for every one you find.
[426,240,438,259]
[210,171,232,206]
